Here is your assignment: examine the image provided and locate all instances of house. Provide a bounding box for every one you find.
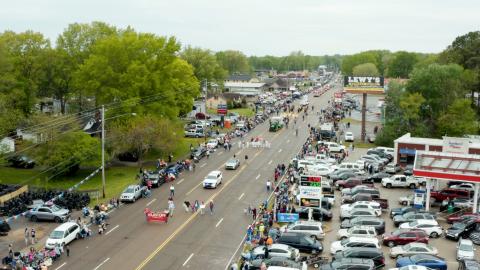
[206,95,228,110]
[224,82,266,96]
[0,137,14,153]
[264,78,289,92]
[225,74,252,83]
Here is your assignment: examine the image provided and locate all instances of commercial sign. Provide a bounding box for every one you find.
[277,213,299,223]
[343,76,385,94]
[413,189,425,209]
[217,104,227,115]
[299,198,320,208]
[442,137,469,154]
[299,186,322,198]
[300,175,322,187]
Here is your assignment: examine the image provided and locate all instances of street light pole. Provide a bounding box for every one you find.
[101,105,106,198]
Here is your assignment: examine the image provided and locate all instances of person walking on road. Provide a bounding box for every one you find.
[295,128,298,137]
[169,184,175,197]
[266,180,272,192]
[209,200,214,215]
[200,201,205,215]
[168,199,175,217]
[252,207,257,220]
[66,245,70,257]
[30,228,36,245]
[206,150,210,159]
[184,201,190,212]
[24,227,29,247]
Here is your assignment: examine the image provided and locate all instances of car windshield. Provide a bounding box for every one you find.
[124,188,134,193]
[50,205,61,212]
[227,159,236,163]
[409,220,419,227]
[410,254,432,263]
[49,230,64,239]
[340,239,350,245]
[459,243,473,252]
[304,236,315,244]
[392,230,403,236]
[451,223,467,230]
[402,244,412,250]
[206,175,218,180]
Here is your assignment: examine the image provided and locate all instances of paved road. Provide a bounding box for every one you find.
[45,78,342,270]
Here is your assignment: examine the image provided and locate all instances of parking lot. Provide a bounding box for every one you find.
[316,147,478,269]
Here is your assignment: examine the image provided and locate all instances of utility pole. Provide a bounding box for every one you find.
[101,105,106,198]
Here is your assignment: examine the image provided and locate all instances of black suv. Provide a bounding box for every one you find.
[320,258,375,270]
[445,219,480,240]
[341,217,385,234]
[333,247,385,269]
[8,155,35,169]
[190,147,207,161]
[277,232,323,254]
[297,207,333,221]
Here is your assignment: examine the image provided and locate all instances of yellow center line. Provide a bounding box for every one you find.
[135,130,284,270]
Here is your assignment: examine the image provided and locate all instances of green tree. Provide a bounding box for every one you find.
[437,99,478,136]
[36,131,100,176]
[407,64,466,118]
[56,22,118,111]
[399,92,425,125]
[215,50,250,75]
[352,63,379,76]
[342,51,390,76]
[73,30,199,119]
[387,51,418,78]
[108,116,181,162]
[0,30,50,114]
[180,46,227,91]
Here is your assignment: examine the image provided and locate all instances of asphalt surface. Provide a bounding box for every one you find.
[34,77,342,270]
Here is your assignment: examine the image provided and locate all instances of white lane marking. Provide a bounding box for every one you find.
[105,225,119,236]
[182,253,194,267]
[93,258,110,270]
[217,151,223,156]
[287,139,290,143]
[177,178,184,185]
[146,198,157,206]
[238,193,245,200]
[215,218,224,228]
[278,149,282,153]
[55,262,67,270]
[200,163,206,168]
[268,160,273,165]
[255,174,261,180]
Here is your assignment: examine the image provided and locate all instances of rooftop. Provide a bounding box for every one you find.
[414,150,480,182]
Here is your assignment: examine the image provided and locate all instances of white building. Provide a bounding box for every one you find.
[0,137,15,153]
[224,82,265,96]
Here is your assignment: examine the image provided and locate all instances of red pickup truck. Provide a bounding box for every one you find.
[336,178,374,190]
[430,188,470,202]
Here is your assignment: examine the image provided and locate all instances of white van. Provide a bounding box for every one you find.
[45,222,80,249]
[330,237,380,254]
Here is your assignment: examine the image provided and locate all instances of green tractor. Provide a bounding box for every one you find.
[269,116,284,132]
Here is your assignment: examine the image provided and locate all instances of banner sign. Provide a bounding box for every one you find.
[277,213,299,223]
[442,137,469,154]
[344,76,384,94]
[217,104,227,115]
[299,186,322,198]
[299,198,320,208]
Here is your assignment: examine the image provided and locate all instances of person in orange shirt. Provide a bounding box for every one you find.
[266,236,273,246]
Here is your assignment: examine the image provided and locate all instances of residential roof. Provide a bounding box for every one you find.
[224,82,265,88]
[227,74,252,82]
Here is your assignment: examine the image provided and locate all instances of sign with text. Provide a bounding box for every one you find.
[299,198,320,208]
[442,137,469,154]
[277,213,299,223]
[344,76,384,94]
[299,186,322,198]
[217,104,227,115]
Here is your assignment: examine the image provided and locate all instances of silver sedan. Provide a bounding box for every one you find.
[225,158,240,170]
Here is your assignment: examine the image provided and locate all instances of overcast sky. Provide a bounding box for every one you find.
[1,0,478,56]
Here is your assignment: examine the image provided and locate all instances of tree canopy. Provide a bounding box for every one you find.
[352,63,380,76]
[215,50,250,75]
[387,51,418,78]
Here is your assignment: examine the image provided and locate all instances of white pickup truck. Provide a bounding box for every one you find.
[381,175,418,189]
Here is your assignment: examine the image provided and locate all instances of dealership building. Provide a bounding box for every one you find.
[392,133,480,212]
[394,133,480,166]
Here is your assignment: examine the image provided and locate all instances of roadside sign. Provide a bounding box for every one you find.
[299,186,322,198]
[299,198,320,208]
[277,213,299,223]
[414,189,425,209]
[217,104,227,115]
[300,175,322,187]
